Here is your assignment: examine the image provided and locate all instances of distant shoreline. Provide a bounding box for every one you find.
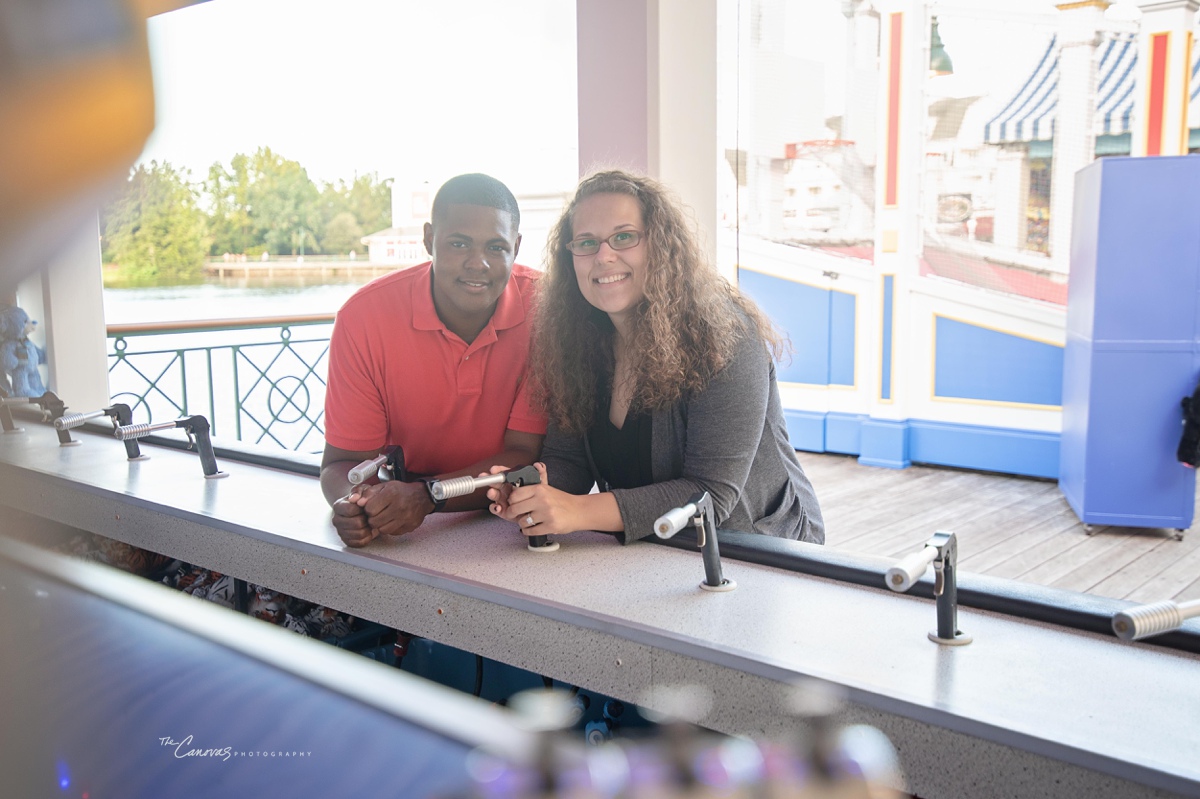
[101,260,410,289]
[202,259,407,279]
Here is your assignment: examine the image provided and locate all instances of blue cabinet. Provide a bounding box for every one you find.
[1060,155,1200,531]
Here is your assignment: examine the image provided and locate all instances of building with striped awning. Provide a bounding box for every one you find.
[983,32,1200,154]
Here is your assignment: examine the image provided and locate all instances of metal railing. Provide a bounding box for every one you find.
[106,314,334,453]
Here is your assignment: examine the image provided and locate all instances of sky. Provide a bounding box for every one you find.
[138,0,1145,195]
[139,0,580,193]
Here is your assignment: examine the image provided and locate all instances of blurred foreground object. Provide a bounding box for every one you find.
[458,683,903,798]
[0,0,204,292]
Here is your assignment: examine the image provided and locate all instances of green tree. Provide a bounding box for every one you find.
[249,148,322,255]
[203,147,322,256]
[321,211,365,256]
[102,161,209,283]
[316,172,391,254]
[206,154,255,256]
[344,172,392,236]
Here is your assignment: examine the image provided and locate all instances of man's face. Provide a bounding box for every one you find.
[424,203,521,335]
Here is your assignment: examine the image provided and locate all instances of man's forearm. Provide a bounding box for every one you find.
[321,432,541,514]
[320,461,356,507]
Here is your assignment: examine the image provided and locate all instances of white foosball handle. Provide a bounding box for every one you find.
[885,546,939,593]
[348,454,388,485]
[654,504,698,539]
[1112,599,1200,640]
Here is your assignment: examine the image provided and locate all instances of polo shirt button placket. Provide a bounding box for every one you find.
[458,346,485,396]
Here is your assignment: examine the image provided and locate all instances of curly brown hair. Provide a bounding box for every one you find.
[532,169,784,434]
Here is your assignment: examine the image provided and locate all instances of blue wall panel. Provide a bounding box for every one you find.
[859,418,910,469]
[934,317,1063,406]
[909,420,1059,479]
[880,276,894,400]
[783,409,826,452]
[781,412,1060,479]
[826,412,866,454]
[739,269,831,385]
[829,290,856,386]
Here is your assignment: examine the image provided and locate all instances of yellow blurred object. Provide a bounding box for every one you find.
[131,0,208,18]
[0,0,206,291]
[0,50,153,223]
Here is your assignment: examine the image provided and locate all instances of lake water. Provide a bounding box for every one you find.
[103,276,375,324]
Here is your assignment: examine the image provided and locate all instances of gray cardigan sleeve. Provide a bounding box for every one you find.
[611,332,773,543]
[540,424,599,497]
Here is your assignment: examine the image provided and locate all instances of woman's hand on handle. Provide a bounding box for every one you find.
[495,462,578,537]
[491,462,625,536]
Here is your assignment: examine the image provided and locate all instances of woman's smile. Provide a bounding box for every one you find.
[571,192,648,326]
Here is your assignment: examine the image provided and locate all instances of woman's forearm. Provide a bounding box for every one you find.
[568,490,624,533]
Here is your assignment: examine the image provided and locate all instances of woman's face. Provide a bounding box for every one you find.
[569,192,648,328]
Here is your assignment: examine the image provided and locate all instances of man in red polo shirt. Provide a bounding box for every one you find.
[321,173,545,547]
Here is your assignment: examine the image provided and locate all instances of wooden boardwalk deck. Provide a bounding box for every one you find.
[796,451,1200,603]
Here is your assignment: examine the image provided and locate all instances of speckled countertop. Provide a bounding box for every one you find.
[2,425,1197,799]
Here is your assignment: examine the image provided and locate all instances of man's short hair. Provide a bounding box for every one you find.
[430,173,521,230]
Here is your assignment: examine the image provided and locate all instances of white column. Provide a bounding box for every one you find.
[576,0,652,175]
[650,0,720,273]
[14,218,110,410]
[872,0,928,273]
[1050,1,1108,274]
[860,0,927,469]
[1131,0,1198,157]
[575,0,721,273]
[992,146,1031,250]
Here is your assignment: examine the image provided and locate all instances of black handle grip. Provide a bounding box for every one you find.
[178,415,221,477]
[386,445,407,482]
[192,427,221,476]
[107,404,142,459]
[506,466,553,549]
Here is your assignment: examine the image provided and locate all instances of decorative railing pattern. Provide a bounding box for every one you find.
[106,315,334,453]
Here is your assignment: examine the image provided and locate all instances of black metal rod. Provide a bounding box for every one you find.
[0,401,16,432]
[106,404,142,459]
[180,416,221,477]
[699,514,725,587]
[937,561,957,640]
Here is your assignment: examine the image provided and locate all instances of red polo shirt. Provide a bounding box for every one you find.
[324,262,545,476]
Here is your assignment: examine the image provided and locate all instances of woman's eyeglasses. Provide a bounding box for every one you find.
[566,230,643,256]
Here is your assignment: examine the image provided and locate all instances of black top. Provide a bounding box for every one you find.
[588,389,653,490]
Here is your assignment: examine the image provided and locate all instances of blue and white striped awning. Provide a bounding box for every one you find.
[1095,35,1137,135]
[984,36,1059,143]
[1193,44,1200,128]
[984,33,1198,144]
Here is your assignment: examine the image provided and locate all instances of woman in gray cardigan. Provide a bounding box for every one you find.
[488,170,824,545]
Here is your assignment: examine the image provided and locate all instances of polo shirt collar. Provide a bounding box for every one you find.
[411,261,527,335]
